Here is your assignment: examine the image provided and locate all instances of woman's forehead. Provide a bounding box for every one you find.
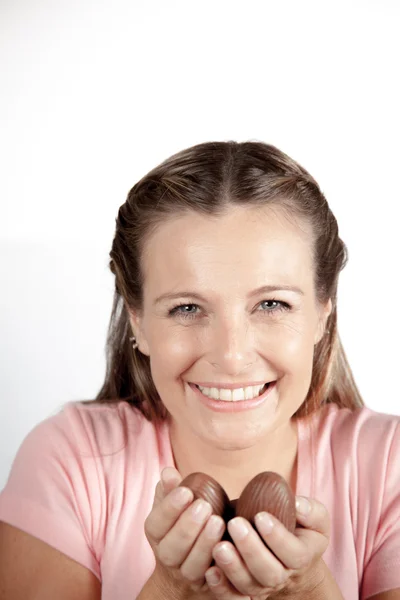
[140,206,315,298]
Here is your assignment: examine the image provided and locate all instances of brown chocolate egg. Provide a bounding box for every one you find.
[235,472,296,533]
[180,472,230,518]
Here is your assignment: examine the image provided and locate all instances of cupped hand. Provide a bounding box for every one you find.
[144,466,227,596]
[204,496,330,599]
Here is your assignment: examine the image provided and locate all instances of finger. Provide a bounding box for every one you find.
[213,536,285,596]
[205,566,251,599]
[152,481,165,509]
[152,467,182,509]
[145,485,194,544]
[157,498,213,567]
[293,497,330,562]
[161,467,183,494]
[246,498,329,572]
[227,516,290,586]
[180,514,226,585]
[295,496,330,539]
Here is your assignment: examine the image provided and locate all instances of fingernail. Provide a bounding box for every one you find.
[215,543,234,564]
[254,512,274,535]
[170,486,192,508]
[191,499,212,522]
[206,569,221,586]
[161,468,177,489]
[205,515,224,538]
[228,518,249,540]
[296,496,311,515]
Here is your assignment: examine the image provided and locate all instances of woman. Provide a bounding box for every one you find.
[0,141,399,600]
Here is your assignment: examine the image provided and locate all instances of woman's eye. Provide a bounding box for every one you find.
[259,300,290,314]
[169,304,200,319]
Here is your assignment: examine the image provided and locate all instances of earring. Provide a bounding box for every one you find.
[129,336,139,350]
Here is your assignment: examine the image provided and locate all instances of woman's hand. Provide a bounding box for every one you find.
[144,466,227,598]
[204,496,330,599]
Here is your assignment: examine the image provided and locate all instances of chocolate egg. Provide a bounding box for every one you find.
[235,471,296,533]
[180,472,229,518]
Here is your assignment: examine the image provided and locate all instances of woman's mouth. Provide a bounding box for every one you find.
[188,381,277,413]
[193,382,272,402]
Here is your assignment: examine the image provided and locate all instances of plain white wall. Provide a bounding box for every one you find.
[1,0,399,489]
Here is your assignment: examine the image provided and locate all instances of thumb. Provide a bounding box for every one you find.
[161,466,183,493]
[152,467,183,508]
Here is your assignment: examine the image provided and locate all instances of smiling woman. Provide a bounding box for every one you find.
[1,141,399,600]
[125,202,334,474]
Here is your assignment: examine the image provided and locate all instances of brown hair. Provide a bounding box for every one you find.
[90,141,364,423]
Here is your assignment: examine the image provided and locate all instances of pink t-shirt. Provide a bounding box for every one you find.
[0,400,399,599]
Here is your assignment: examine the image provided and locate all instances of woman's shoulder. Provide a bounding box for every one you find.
[301,405,400,597]
[10,400,169,470]
[304,402,400,468]
[320,402,399,441]
[0,400,168,582]
[42,399,169,458]
[302,403,400,440]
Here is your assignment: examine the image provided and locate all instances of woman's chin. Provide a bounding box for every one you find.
[195,419,275,450]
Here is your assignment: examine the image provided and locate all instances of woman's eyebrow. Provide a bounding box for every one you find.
[154,285,304,306]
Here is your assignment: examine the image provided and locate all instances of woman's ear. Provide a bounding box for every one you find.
[127,308,150,356]
[314,298,333,345]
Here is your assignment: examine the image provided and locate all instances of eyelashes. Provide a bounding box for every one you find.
[168,304,200,319]
[168,300,291,322]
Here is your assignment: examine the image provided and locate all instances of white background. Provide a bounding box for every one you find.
[1,0,399,489]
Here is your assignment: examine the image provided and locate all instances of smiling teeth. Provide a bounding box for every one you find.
[197,384,267,402]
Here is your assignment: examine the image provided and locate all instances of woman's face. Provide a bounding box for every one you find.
[130,205,331,450]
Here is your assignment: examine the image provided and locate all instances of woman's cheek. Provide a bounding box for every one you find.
[262,321,315,373]
[148,325,200,375]
[259,326,315,413]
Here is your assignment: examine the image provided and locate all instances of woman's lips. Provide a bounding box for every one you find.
[188,381,277,413]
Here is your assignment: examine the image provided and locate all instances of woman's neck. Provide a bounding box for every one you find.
[169,418,299,500]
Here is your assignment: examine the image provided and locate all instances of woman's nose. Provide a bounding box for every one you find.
[207,317,256,376]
